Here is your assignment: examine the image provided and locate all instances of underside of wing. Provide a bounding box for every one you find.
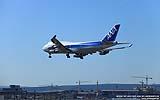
[73,47,98,59]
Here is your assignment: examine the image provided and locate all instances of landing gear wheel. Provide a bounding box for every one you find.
[80,56,83,59]
[49,55,52,58]
[66,53,70,58]
[48,53,52,58]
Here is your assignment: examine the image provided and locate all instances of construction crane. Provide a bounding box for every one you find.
[139,80,144,89]
[96,80,99,93]
[132,75,152,85]
[76,80,91,92]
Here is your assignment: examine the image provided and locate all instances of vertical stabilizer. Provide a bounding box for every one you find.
[102,24,120,42]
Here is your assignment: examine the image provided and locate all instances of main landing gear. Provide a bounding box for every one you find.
[48,53,52,58]
[66,53,70,58]
[80,56,83,59]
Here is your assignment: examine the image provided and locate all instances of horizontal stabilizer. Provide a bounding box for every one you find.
[105,43,132,51]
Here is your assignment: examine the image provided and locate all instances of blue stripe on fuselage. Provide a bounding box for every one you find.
[65,41,102,49]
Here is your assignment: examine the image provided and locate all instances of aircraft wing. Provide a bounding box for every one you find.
[117,42,132,45]
[107,44,132,51]
[51,35,72,52]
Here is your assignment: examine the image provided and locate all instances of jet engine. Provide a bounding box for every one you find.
[99,50,109,55]
[73,55,83,59]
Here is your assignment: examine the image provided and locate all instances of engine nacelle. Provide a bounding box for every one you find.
[73,55,83,59]
[99,50,109,55]
[73,55,81,58]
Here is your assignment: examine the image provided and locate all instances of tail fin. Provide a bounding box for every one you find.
[102,24,120,42]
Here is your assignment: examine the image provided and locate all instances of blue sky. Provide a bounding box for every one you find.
[0,0,160,86]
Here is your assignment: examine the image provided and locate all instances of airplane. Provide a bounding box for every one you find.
[42,24,132,59]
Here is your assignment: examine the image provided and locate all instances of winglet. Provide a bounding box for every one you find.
[51,35,57,42]
[129,44,133,47]
[53,35,56,38]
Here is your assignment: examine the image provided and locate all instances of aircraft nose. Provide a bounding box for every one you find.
[42,45,48,52]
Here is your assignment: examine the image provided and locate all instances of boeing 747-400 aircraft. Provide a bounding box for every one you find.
[42,24,132,59]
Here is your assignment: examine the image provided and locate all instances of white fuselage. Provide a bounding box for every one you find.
[42,24,132,59]
[42,41,115,54]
